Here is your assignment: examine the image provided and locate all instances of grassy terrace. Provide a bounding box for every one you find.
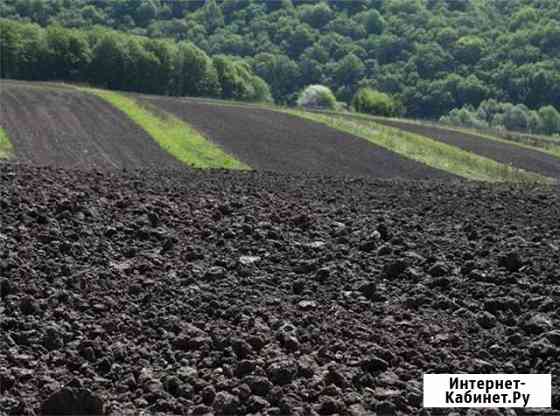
[83,88,250,170]
[0,127,14,159]
[290,111,554,184]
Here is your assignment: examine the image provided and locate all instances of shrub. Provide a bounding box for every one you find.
[538,106,560,135]
[296,84,336,109]
[352,88,398,117]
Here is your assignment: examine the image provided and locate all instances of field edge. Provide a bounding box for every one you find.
[81,87,251,171]
[288,111,554,184]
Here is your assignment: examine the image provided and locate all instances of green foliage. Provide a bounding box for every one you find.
[539,106,560,135]
[356,10,385,35]
[352,88,399,117]
[2,0,560,119]
[213,56,270,102]
[0,19,270,102]
[0,127,15,159]
[441,99,560,136]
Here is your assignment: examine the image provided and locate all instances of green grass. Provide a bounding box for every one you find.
[83,88,250,170]
[315,109,560,161]
[389,117,560,160]
[288,110,554,184]
[300,107,560,160]
[0,127,14,159]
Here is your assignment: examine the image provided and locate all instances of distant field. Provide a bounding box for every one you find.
[139,95,453,180]
[369,117,560,179]
[0,80,184,169]
[1,80,558,184]
[85,89,250,170]
[292,111,552,184]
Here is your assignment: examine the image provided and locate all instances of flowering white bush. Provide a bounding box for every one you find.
[296,84,336,109]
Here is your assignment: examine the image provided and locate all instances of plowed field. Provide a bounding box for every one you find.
[139,96,453,180]
[1,164,558,415]
[372,118,560,179]
[0,81,183,169]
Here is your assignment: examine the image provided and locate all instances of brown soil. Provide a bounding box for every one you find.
[138,95,453,180]
[0,81,183,170]
[1,163,558,415]
[371,117,560,179]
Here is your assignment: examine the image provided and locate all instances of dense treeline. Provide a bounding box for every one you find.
[441,100,560,136]
[1,0,560,120]
[0,19,271,102]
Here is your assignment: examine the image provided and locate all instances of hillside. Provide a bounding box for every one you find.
[0,81,184,169]
[138,95,452,179]
[4,80,560,182]
[1,0,559,120]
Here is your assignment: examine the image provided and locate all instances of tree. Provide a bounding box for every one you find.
[414,42,449,78]
[456,75,488,108]
[298,3,333,29]
[89,33,128,90]
[352,88,399,117]
[175,42,221,97]
[198,0,224,33]
[539,106,560,135]
[0,20,23,78]
[503,104,531,131]
[45,25,91,80]
[510,6,538,31]
[296,85,336,109]
[356,10,385,35]
[135,0,158,26]
[213,56,251,100]
[334,53,365,87]
[454,36,485,65]
[253,53,301,103]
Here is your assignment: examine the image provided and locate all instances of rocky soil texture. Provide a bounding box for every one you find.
[1,163,559,415]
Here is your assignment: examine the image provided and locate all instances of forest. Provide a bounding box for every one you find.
[0,19,271,102]
[1,0,559,126]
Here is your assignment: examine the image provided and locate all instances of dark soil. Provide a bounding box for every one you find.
[139,96,453,180]
[1,163,559,415]
[0,81,183,170]
[372,118,560,179]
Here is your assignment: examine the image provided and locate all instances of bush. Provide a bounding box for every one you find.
[538,106,560,135]
[296,84,336,109]
[352,88,398,117]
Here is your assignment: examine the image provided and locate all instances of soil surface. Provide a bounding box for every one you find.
[0,81,183,170]
[371,118,560,179]
[1,163,559,415]
[138,96,453,180]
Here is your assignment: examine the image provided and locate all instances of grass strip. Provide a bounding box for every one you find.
[288,110,554,184]
[384,117,560,160]
[84,88,250,170]
[0,127,14,159]
[313,109,560,160]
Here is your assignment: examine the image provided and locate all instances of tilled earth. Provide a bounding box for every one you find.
[370,118,560,180]
[139,96,452,180]
[1,163,559,416]
[0,81,183,170]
